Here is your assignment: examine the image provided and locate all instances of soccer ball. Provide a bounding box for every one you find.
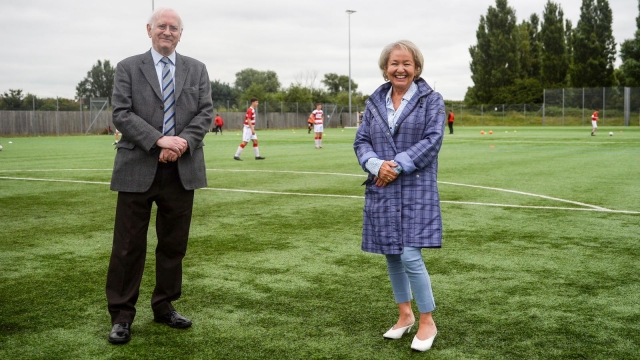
[609,132,613,136]
[0,145,3,151]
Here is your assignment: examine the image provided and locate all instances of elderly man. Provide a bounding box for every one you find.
[106,7,212,344]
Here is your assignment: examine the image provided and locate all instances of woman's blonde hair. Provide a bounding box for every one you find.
[378,40,423,81]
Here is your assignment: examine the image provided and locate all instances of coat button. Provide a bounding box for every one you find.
[159,105,163,109]
[416,175,420,178]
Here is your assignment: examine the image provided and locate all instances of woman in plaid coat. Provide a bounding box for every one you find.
[354,40,445,352]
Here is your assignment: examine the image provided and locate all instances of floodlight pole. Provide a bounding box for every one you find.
[152,0,154,11]
[346,10,356,126]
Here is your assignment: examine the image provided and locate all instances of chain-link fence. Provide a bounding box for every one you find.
[542,87,639,126]
[444,102,545,126]
[443,87,640,127]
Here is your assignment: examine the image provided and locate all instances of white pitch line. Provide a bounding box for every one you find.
[0,174,640,214]
[440,201,640,215]
[0,169,113,172]
[444,139,637,145]
[1,176,638,214]
[439,181,608,210]
[208,169,611,211]
[201,187,363,199]
[0,176,110,185]
[206,168,363,177]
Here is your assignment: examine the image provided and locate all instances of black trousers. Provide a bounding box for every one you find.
[106,162,194,324]
[448,122,454,134]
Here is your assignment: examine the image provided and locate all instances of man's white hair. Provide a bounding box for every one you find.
[147,7,183,30]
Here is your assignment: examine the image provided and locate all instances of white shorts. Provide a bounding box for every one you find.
[242,126,257,142]
[314,124,324,133]
[592,121,597,129]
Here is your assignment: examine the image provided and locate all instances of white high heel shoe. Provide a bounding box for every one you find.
[410,331,437,351]
[382,323,414,339]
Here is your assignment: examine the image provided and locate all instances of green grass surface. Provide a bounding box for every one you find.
[1,127,639,359]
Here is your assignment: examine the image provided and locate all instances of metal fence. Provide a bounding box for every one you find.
[443,103,545,126]
[445,87,640,127]
[543,87,639,126]
[2,88,639,136]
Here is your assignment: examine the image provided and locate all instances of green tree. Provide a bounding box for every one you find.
[467,0,520,104]
[518,14,541,80]
[38,100,58,111]
[240,83,267,104]
[321,73,358,95]
[310,88,332,104]
[0,89,25,110]
[210,79,238,105]
[22,93,43,110]
[570,0,616,87]
[619,1,640,87]
[35,97,79,111]
[322,73,340,94]
[493,78,543,103]
[564,19,574,84]
[540,1,569,87]
[75,60,115,99]
[57,98,81,111]
[283,85,313,104]
[234,68,280,93]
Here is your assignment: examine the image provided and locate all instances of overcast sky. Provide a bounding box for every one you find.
[2,0,637,101]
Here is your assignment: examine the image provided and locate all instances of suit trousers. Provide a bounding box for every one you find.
[106,161,194,324]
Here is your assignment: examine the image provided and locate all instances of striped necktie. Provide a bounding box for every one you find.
[160,57,176,136]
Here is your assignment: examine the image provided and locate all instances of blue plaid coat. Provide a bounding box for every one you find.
[354,78,445,255]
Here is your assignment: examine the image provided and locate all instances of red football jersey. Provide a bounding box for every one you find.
[244,107,256,126]
[312,109,323,125]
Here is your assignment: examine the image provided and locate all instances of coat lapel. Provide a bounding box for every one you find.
[140,51,162,101]
[367,90,399,154]
[392,79,430,130]
[393,94,419,130]
[174,53,188,101]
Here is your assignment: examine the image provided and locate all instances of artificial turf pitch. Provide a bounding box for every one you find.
[0,126,638,359]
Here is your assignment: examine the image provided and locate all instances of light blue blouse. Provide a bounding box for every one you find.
[364,82,418,176]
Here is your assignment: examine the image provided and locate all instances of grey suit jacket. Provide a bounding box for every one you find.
[110,50,213,192]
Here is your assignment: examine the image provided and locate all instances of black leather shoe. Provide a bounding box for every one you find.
[255,156,265,160]
[154,310,192,329]
[234,156,242,161]
[108,323,131,344]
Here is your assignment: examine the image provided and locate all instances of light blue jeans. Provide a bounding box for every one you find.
[385,247,435,313]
